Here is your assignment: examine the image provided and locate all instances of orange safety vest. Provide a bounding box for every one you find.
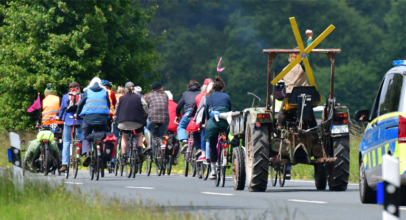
[115,93,124,102]
[107,89,115,116]
[42,94,63,125]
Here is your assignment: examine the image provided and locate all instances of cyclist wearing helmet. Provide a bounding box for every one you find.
[59,82,84,172]
[101,79,117,129]
[203,76,231,180]
[144,82,169,151]
[114,82,147,163]
[76,77,111,167]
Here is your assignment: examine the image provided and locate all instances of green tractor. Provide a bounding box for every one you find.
[230,18,350,192]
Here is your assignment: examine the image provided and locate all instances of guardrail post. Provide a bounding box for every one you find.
[8,132,23,190]
[381,155,400,220]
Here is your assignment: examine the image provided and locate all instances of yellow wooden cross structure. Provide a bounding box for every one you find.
[270,17,336,90]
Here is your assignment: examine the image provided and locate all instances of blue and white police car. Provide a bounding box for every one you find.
[355,60,406,204]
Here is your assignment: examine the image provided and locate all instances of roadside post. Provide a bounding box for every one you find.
[8,132,24,190]
[378,155,400,220]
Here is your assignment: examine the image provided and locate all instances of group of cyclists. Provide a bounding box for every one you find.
[24,75,233,181]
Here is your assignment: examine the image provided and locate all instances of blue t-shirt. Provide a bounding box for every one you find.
[59,93,83,126]
[205,91,232,118]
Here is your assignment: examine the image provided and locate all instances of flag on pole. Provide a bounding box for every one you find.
[27,94,41,112]
[217,57,225,72]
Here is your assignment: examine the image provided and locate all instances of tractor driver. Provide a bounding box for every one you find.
[277,29,317,130]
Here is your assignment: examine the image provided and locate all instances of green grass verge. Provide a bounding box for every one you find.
[0,168,197,220]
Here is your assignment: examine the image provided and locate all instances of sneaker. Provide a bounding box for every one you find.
[285,170,291,180]
[144,147,152,154]
[82,156,91,167]
[195,149,202,157]
[59,165,68,172]
[180,141,188,154]
[210,172,217,180]
[172,158,178,165]
[197,156,205,162]
[121,155,128,165]
[203,159,210,165]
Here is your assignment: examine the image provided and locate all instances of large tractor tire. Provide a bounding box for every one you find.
[232,147,246,190]
[245,120,269,192]
[314,163,327,190]
[359,161,376,203]
[328,137,350,191]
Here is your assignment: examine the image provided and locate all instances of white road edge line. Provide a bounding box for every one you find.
[65,182,83,185]
[201,192,234,196]
[400,207,406,211]
[125,186,154,190]
[288,199,327,204]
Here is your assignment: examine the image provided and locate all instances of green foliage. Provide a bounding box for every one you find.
[0,0,163,131]
[146,0,401,115]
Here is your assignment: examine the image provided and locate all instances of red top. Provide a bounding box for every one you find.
[186,91,206,132]
[167,99,182,133]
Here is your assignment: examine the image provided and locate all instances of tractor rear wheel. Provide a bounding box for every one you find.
[328,137,350,191]
[245,120,269,192]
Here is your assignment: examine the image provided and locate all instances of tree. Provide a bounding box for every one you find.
[0,0,162,130]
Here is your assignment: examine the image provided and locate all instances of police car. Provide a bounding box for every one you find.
[355,60,406,204]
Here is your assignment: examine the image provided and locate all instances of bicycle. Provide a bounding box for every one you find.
[184,132,199,177]
[215,131,230,187]
[270,161,287,187]
[65,116,82,179]
[88,131,105,181]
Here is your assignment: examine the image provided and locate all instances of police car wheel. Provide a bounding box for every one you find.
[359,161,376,203]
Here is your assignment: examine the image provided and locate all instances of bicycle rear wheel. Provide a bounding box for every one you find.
[191,147,197,177]
[146,153,152,176]
[114,160,119,176]
[138,160,143,174]
[158,148,165,176]
[203,162,210,180]
[184,153,189,177]
[215,153,222,187]
[65,159,70,179]
[73,158,79,179]
[95,151,100,181]
[44,147,50,176]
[167,155,172,175]
[89,149,95,180]
[132,150,138,178]
[279,163,287,187]
[221,149,226,187]
[127,147,134,178]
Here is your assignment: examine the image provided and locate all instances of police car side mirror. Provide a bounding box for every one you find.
[354,110,370,122]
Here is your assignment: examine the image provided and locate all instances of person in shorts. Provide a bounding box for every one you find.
[114,82,148,163]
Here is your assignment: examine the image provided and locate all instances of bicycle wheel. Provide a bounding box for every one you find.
[138,159,143,174]
[184,152,189,177]
[191,147,197,177]
[270,162,277,187]
[95,149,100,181]
[44,146,50,176]
[215,160,221,187]
[221,149,227,187]
[154,139,161,176]
[127,146,134,178]
[73,157,79,179]
[89,150,95,180]
[100,158,105,178]
[146,153,152,176]
[159,148,165,176]
[167,155,172,175]
[132,150,138,178]
[114,159,119,176]
[65,153,71,179]
[279,163,287,187]
[203,163,210,181]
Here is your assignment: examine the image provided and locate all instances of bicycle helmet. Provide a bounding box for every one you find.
[101,79,110,86]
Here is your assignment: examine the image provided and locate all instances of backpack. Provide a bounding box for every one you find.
[66,89,81,112]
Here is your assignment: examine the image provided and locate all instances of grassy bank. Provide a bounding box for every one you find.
[0,168,197,220]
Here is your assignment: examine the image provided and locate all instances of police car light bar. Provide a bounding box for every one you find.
[393,60,406,66]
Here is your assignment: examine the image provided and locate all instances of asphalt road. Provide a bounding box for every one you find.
[52,170,406,220]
